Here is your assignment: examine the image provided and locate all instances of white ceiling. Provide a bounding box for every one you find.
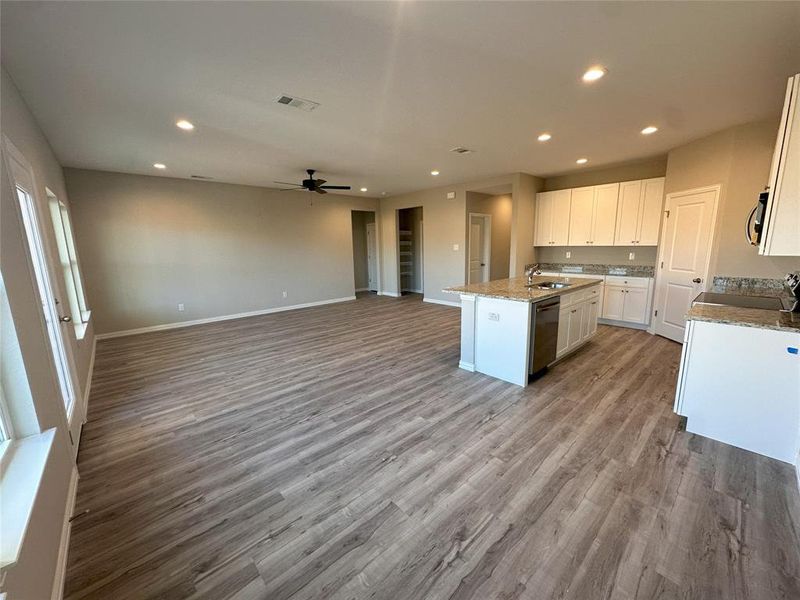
[2,1,799,196]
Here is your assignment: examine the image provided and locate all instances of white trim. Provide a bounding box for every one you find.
[597,318,649,331]
[81,338,96,423]
[378,291,402,298]
[467,212,492,284]
[51,467,79,600]
[423,297,460,308]
[96,296,357,340]
[458,360,475,371]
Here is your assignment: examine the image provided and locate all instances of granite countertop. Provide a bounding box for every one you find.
[444,275,603,303]
[687,304,800,333]
[531,263,655,278]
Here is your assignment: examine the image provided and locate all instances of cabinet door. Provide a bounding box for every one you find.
[592,183,619,246]
[567,303,584,351]
[602,285,626,320]
[550,189,572,245]
[622,287,649,324]
[557,306,570,358]
[637,178,665,245]
[586,299,599,337]
[534,192,552,246]
[614,180,642,246]
[568,187,595,246]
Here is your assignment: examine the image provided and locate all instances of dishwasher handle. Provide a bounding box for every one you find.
[536,304,560,313]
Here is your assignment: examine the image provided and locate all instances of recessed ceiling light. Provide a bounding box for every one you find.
[641,125,659,135]
[537,133,552,142]
[360,187,368,192]
[431,170,440,176]
[576,158,588,165]
[582,66,606,82]
[176,119,194,131]
[153,163,166,169]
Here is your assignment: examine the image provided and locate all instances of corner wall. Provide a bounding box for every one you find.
[664,118,799,280]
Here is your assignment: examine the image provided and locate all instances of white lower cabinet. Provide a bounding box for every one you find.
[601,276,652,325]
[556,284,600,359]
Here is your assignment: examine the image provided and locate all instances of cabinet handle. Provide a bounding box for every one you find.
[591,301,597,305]
[571,309,577,313]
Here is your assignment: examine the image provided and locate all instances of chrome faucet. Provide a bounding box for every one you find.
[525,264,542,284]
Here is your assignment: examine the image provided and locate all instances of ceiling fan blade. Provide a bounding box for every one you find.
[278,187,305,191]
[314,187,328,194]
[314,179,327,186]
[274,181,301,186]
[319,185,351,190]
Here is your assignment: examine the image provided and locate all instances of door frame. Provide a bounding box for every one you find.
[468,212,492,284]
[2,136,84,448]
[365,222,378,292]
[650,184,721,339]
[350,209,382,296]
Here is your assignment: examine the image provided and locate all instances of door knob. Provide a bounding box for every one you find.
[692,278,702,284]
[59,315,72,323]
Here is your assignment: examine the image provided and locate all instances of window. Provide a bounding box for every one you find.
[47,190,90,338]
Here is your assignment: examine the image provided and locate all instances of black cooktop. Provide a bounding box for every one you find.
[693,292,783,310]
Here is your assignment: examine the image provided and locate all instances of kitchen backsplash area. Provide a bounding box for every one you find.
[534,245,658,267]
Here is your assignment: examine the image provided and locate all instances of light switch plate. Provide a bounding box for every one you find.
[453,244,459,251]
[447,191,456,199]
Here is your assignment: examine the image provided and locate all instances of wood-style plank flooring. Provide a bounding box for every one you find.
[65,293,800,600]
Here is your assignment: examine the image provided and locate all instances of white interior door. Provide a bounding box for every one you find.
[468,214,491,283]
[366,222,378,291]
[4,139,83,454]
[653,186,720,342]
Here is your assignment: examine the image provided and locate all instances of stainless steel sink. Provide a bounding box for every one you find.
[526,281,571,290]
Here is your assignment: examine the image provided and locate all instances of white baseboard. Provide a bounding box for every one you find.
[378,291,402,298]
[458,361,475,371]
[424,298,460,308]
[597,318,649,331]
[95,296,357,340]
[82,338,96,419]
[51,466,79,600]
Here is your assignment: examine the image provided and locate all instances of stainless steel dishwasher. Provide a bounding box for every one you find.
[529,297,560,375]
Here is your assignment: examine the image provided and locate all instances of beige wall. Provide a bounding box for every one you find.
[64,168,379,334]
[543,156,668,192]
[664,119,799,280]
[378,174,519,302]
[510,173,543,276]
[1,66,84,599]
[351,210,375,290]
[466,192,512,279]
[535,245,658,267]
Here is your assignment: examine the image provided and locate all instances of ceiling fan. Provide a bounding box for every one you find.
[274,169,351,194]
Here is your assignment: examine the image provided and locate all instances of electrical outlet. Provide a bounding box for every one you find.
[282,291,288,298]
[453,244,459,251]
[629,252,635,261]
[177,303,185,312]
[488,312,500,322]
[565,251,571,259]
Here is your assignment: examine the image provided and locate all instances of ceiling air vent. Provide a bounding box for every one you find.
[274,94,320,112]
[190,174,214,180]
[450,147,474,154]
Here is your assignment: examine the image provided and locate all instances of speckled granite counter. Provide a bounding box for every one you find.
[530,263,655,278]
[444,275,603,303]
[687,304,800,333]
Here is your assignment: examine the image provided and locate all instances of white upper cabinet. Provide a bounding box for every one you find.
[567,187,595,245]
[569,184,619,246]
[534,189,571,246]
[592,183,619,245]
[761,73,800,256]
[614,177,664,246]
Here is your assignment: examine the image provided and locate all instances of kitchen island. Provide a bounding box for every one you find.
[444,275,603,386]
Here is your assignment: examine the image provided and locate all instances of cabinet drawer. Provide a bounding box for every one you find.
[605,275,649,289]
[560,291,580,307]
